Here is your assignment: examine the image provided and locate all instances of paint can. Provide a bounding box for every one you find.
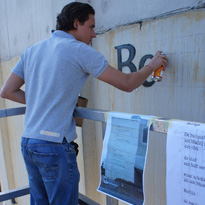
[151,52,166,82]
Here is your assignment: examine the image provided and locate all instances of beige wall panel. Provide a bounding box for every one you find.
[84,10,205,122]
[81,10,205,204]
[0,58,29,204]
[0,58,86,204]
[81,120,106,204]
[75,127,86,195]
[143,131,167,205]
[0,67,13,205]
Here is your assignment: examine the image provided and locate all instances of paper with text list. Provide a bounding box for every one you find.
[166,121,205,205]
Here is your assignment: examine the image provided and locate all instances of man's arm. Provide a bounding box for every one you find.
[0,73,26,104]
[98,51,168,92]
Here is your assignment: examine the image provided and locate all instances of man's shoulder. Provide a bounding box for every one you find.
[77,41,99,55]
[24,38,49,53]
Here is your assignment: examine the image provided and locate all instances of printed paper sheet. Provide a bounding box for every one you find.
[98,112,153,205]
[166,121,205,205]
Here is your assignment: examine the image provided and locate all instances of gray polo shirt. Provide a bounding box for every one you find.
[12,30,108,143]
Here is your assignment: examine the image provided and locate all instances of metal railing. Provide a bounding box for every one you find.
[0,106,168,205]
[0,186,99,205]
[0,107,105,205]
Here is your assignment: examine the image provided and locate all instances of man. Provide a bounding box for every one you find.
[1,2,168,205]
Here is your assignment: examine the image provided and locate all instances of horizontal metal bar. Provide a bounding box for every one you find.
[0,186,30,202]
[74,107,168,133]
[0,107,26,118]
[0,109,6,118]
[74,107,108,122]
[0,186,99,204]
[0,107,169,133]
[78,193,100,205]
[0,107,172,203]
[0,107,106,121]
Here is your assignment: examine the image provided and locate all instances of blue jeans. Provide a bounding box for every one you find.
[21,137,80,205]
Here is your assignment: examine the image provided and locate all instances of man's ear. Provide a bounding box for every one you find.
[73,19,79,29]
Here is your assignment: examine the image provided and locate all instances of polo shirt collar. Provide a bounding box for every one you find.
[51,30,76,40]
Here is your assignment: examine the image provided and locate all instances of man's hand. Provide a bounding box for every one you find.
[148,51,168,71]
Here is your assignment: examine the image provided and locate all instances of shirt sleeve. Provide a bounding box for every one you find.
[77,44,108,78]
[12,53,25,80]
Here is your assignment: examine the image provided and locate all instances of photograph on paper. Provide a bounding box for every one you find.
[98,112,152,205]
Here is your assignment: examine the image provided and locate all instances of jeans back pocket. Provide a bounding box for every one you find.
[30,150,59,181]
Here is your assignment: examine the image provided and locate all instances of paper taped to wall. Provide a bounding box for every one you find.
[98,112,153,205]
[166,121,205,205]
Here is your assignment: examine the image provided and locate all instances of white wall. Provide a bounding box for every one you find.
[1,0,204,60]
[0,0,73,61]
[81,0,205,33]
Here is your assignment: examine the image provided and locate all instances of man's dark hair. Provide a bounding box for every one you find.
[56,2,95,31]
